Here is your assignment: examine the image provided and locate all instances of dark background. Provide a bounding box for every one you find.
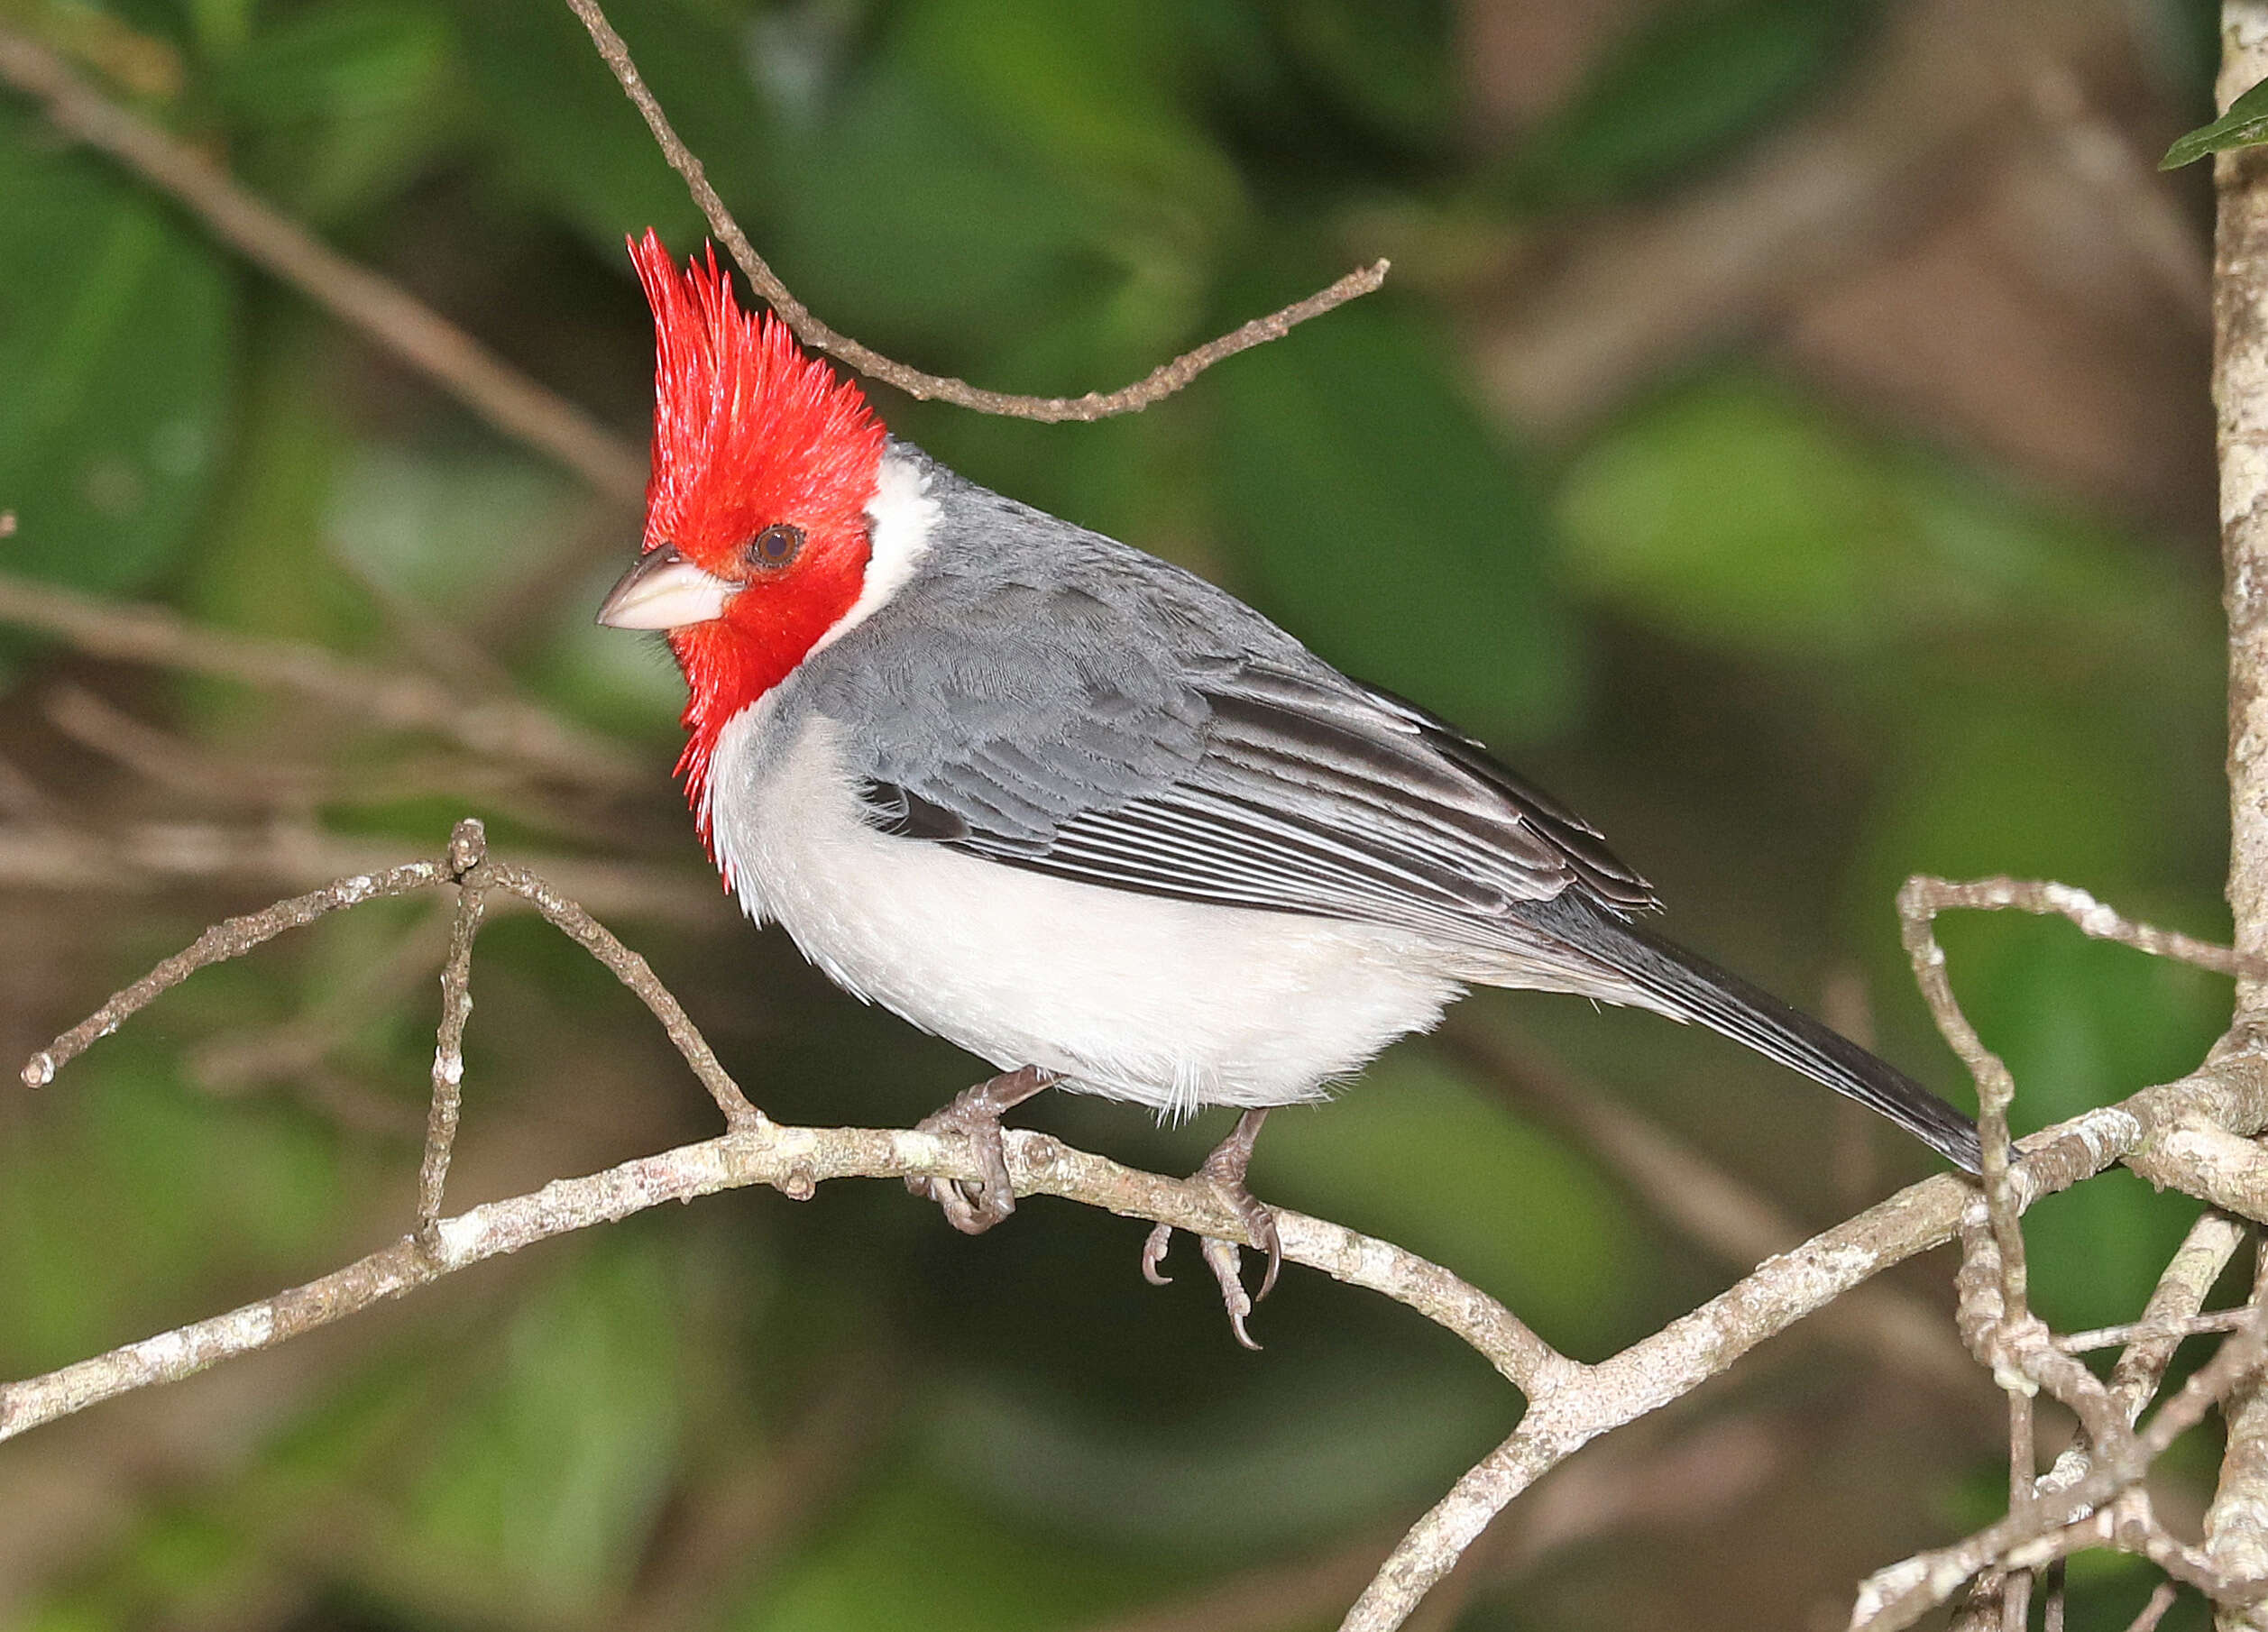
[0,0,2242,1627]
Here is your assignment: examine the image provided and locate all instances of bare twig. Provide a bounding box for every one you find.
[21,838,2268,1632]
[2124,1581,2180,1632]
[1898,877,2043,1632]
[0,27,646,504]
[0,572,638,789]
[560,0,1387,421]
[481,858,760,1131]
[2061,1307,2254,1353]
[2105,1215,2251,1415]
[416,821,489,1227]
[18,858,451,1090]
[1851,1289,2268,1631]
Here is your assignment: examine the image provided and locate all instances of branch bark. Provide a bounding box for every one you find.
[560,0,1387,420]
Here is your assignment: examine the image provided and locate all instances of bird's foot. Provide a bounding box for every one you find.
[906,1065,1059,1233]
[1140,1109,1280,1350]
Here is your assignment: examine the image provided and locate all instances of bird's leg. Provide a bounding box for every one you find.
[1142,1108,1281,1350]
[905,1064,1060,1233]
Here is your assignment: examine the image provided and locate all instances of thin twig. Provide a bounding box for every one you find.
[18,859,450,1089]
[1899,877,2042,1632]
[2105,1215,2250,1414]
[2123,1581,2180,1632]
[560,0,1387,421]
[0,572,638,789]
[482,859,762,1131]
[2061,1306,2253,1353]
[0,27,646,504]
[416,821,489,1228]
[1851,1294,2268,1631]
[1901,876,2268,983]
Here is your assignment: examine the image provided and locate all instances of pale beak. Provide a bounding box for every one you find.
[595,545,737,630]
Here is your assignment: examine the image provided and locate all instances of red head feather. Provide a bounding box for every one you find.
[629,231,886,848]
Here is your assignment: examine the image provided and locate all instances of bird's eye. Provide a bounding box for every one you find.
[747,524,805,570]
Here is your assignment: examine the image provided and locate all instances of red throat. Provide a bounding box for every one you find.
[629,232,886,848]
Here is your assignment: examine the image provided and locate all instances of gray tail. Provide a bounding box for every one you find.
[1522,894,1981,1175]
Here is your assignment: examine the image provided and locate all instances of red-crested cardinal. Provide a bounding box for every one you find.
[598,234,1979,1341]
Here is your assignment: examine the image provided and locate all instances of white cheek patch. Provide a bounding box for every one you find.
[807,448,937,658]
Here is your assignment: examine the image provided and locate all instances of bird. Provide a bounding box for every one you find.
[597,233,1980,1343]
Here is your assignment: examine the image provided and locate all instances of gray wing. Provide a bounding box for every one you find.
[819,626,1656,950]
[798,450,1654,950]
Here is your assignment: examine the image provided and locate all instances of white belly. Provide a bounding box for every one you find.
[707,702,1469,1118]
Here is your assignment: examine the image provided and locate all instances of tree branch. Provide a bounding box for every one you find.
[559,0,1387,420]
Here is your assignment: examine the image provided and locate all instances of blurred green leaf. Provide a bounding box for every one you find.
[2161,74,2268,168]
[1253,1052,1644,1354]
[1213,295,1578,736]
[457,0,759,251]
[0,1048,345,1373]
[0,108,234,601]
[767,32,1230,365]
[1261,0,1455,153]
[893,0,1244,243]
[403,1230,686,1616]
[1559,371,2205,664]
[1856,682,2224,942]
[924,1352,1508,1552]
[1509,0,1874,207]
[214,0,464,221]
[733,1464,1152,1632]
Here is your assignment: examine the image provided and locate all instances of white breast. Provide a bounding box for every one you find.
[707,701,1471,1119]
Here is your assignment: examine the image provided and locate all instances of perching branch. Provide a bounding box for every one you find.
[18,865,2268,1632]
[559,0,1388,419]
[4,821,1571,1445]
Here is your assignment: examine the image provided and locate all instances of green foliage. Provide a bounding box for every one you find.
[211,0,464,221]
[1254,1054,1643,1353]
[0,1046,347,1374]
[399,1232,688,1616]
[733,1465,1153,1632]
[2162,73,2268,167]
[0,108,234,601]
[1214,294,1577,734]
[1508,0,1876,206]
[457,0,766,251]
[1558,371,2201,663]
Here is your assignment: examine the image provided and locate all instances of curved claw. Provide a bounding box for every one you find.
[1137,1107,1283,1345]
[1141,1222,1175,1285]
[1200,1235,1260,1350]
